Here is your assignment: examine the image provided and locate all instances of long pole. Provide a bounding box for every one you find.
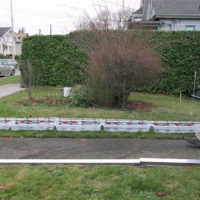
[10,0,15,60]
[122,0,125,29]
[191,71,197,121]
[50,24,52,35]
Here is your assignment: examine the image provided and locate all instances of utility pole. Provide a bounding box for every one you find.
[50,24,52,35]
[122,0,125,29]
[10,0,15,60]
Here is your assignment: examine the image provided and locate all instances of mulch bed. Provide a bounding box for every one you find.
[126,101,154,110]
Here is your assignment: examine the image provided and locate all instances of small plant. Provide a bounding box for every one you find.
[69,85,90,107]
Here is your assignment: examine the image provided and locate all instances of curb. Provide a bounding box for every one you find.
[0,158,199,166]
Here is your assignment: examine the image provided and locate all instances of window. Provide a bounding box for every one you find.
[185,25,196,31]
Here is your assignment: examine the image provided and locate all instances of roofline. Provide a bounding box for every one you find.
[0,28,19,42]
[153,14,200,19]
[0,27,12,37]
[3,28,12,37]
[133,21,164,24]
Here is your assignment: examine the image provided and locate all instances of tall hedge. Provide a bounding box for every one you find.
[20,35,87,86]
[20,31,200,95]
[139,31,200,95]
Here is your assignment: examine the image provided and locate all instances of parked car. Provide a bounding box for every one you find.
[0,59,15,77]
[7,59,19,68]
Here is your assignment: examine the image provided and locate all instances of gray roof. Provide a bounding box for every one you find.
[0,27,11,37]
[133,6,143,15]
[133,0,200,19]
[152,0,200,16]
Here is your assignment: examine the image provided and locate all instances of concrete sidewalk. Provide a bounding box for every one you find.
[0,138,199,159]
[0,83,24,98]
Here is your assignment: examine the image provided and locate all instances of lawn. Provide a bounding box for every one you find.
[0,86,200,121]
[0,165,199,200]
[0,129,194,139]
[0,76,20,86]
[0,86,199,138]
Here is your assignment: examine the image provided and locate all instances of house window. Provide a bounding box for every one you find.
[185,25,196,31]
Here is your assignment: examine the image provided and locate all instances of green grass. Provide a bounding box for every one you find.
[0,76,20,86]
[0,165,199,200]
[0,86,199,138]
[0,86,200,121]
[0,129,194,139]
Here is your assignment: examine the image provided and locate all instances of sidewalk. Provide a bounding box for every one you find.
[0,138,199,159]
[0,83,24,98]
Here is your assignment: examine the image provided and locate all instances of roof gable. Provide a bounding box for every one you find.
[0,27,11,37]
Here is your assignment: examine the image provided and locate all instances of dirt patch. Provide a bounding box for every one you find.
[126,101,153,110]
[17,99,70,106]
[43,99,69,105]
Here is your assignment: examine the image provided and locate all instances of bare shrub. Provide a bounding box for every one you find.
[86,32,161,108]
[73,7,161,108]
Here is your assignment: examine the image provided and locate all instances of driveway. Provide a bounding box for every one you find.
[15,68,20,76]
[0,83,24,98]
[0,138,199,159]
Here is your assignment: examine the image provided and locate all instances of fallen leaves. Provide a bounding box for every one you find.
[0,185,5,191]
[155,192,169,198]
[0,183,13,191]
[44,99,68,105]
[126,101,153,110]
[80,139,87,142]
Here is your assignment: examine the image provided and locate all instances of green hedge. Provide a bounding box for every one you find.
[20,31,200,95]
[20,35,87,86]
[134,31,200,95]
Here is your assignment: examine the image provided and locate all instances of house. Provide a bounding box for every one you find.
[16,33,28,42]
[0,27,19,56]
[15,33,28,55]
[128,0,200,31]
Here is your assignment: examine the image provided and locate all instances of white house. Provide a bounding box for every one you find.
[128,0,200,31]
[0,27,19,56]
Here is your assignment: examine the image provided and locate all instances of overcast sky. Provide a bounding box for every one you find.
[0,0,140,35]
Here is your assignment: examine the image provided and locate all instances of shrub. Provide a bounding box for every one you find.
[137,31,200,95]
[69,85,90,107]
[20,35,87,86]
[75,8,161,108]
[20,30,200,96]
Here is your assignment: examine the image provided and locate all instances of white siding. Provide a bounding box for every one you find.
[158,19,200,31]
[0,29,18,55]
[0,37,2,54]
[15,43,22,56]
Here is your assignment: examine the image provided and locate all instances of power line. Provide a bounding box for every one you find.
[57,4,82,11]
[101,0,134,9]
[12,9,80,22]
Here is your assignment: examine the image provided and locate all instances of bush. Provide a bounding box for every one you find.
[69,30,200,96]
[20,35,87,86]
[69,85,90,107]
[136,31,200,95]
[20,30,200,95]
